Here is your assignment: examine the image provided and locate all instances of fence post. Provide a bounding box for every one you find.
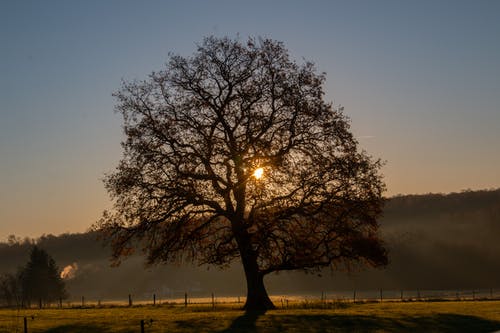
[400,290,403,301]
[140,319,145,333]
[379,289,383,302]
[128,294,132,307]
[184,292,188,307]
[153,293,156,306]
[23,317,28,333]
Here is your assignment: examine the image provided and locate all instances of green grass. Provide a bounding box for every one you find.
[1,300,500,332]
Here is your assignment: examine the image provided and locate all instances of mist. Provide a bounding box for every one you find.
[1,189,499,300]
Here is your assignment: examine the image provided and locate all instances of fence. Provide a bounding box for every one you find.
[2,290,500,333]
[3,288,500,310]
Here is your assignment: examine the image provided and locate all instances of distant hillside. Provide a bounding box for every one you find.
[377,189,500,289]
[1,188,499,300]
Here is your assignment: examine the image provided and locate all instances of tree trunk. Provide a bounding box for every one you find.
[231,185,275,311]
[237,239,275,311]
[233,225,274,310]
[242,267,275,311]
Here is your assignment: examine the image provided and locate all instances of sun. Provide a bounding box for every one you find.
[253,167,264,180]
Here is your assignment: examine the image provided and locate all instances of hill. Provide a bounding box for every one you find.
[1,189,499,300]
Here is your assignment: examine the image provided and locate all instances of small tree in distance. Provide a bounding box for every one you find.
[97,36,387,310]
[0,273,20,307]
[20,246,67,307]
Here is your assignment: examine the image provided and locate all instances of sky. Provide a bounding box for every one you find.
[1,0,499,238]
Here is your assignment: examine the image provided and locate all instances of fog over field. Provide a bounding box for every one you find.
[1,189,499,300]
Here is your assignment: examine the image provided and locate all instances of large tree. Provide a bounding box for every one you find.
[98,36,387,310]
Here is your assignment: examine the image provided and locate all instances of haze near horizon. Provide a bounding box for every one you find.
[1,0,499,238]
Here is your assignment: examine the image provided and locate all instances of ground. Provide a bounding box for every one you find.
[1,300,499,332]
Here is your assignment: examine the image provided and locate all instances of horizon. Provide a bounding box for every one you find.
[2,187,499,240]
[1,0,500,238]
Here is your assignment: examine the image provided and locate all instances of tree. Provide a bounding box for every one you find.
[0,273,21,307]
[98,36,387,310]
[20,246,67,307]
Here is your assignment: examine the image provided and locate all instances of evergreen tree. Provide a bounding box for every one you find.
[20,246,67,307]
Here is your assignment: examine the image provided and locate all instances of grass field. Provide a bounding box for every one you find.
[1,300,499,332]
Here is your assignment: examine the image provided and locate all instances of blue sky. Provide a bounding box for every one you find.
[1,0,499,237]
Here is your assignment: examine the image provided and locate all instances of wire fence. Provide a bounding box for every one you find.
[3,288,500,309]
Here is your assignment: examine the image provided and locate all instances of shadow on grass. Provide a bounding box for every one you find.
[216,313,500,333]
[219,310,267,333]
[43,324,112,333]
[173,310,267,333]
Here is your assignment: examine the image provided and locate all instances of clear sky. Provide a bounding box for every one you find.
[1,0,499,238]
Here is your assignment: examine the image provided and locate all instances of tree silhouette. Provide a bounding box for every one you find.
[98,36,387,310]
[0,273,20,307]
[20,246,67,307]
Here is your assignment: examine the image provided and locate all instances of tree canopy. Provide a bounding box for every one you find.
[98,36,387,310]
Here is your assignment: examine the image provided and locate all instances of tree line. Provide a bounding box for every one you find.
[1,188,499,301]
[0,246,67,307]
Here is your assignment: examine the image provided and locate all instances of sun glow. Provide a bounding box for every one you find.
[253,167,264,180]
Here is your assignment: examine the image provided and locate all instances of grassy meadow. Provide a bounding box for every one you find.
[1,300,500,332]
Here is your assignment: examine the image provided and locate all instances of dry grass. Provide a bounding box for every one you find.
[1,300,499,332]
